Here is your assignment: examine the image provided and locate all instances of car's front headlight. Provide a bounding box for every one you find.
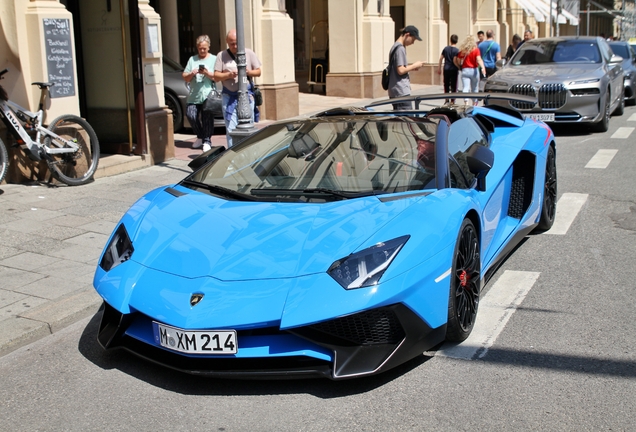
[328,236,410,289]
[100,224,134,272]
[568,78,600,85]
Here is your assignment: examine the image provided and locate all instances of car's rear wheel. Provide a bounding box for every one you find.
[591,91,610,132]
[613,88,625,116]
[446,219,481,342]
[536,145,557,232]
[165,91,183,132]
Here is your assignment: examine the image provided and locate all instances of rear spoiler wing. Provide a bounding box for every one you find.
[365,92,537,110]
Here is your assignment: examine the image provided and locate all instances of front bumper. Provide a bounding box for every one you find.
[97,301,446,380]
[484,84,603,123]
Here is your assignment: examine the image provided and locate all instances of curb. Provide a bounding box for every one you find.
[0,289,103,358]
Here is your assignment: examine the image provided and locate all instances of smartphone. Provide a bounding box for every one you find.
[199,65,205,72]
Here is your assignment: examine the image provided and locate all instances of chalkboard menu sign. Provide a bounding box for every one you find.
[43,18,75,98]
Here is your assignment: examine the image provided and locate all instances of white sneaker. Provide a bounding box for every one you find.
[202,143,211,152]
[192,139,203,149]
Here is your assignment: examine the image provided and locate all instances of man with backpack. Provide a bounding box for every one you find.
[386,25,425,111]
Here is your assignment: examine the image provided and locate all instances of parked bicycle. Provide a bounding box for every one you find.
[0,68,99,186]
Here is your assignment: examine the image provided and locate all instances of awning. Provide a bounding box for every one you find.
[513,0,579,26]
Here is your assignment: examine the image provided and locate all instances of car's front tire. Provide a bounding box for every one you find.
[446,219,481,342]
[613,88,625,116]
[165,91,184,132]
[536,145,557,232]
[591,91,610,132]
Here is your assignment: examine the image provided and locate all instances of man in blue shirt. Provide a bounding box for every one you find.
[478,30,501,78]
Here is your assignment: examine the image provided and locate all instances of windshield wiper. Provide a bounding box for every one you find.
[181,179,257,201]
[251,187,387,199]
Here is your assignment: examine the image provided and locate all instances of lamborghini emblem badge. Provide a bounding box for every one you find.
[190,293,204,306]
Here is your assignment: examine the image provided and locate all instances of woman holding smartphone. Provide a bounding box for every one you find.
[182,35,217,151]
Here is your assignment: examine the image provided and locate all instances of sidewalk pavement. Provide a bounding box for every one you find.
[0,84,443,357]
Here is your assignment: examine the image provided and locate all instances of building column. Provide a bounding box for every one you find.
[255,0,298,120]
[404,0,447,86]
[326,0,393,98]
[2,0,81,184]
[139,0,174,164]
[24,0,80,119]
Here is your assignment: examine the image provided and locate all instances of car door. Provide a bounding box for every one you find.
[600,39,624,107]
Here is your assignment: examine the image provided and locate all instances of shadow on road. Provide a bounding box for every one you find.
[77,309,434,398]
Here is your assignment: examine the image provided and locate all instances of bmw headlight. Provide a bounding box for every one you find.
[486,80,508,87]
[568,78,600,85]
[99,224,134,272]
[328,236,410,289]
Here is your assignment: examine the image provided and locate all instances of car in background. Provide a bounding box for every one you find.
[163,56,224,132]
[485,36,624,132]
[93,93,557,380]
[609,41,636,106]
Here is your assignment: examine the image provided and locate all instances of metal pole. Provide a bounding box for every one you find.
[587,1,590,36]
[230,0,257,145]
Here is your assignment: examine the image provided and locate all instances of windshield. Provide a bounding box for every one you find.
[186,118,439,202]
[511,40,602,65]
[163,56,184,72]
[609,44,630,59]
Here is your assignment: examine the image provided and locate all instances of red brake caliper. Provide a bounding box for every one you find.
[459,269,468,288]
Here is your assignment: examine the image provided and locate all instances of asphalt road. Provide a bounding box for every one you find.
[1,106,635,431]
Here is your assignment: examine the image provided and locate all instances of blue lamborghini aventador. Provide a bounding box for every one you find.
[93,93,557,380]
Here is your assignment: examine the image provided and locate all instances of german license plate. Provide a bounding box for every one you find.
[153,322,237,354]
[523,113,555,122]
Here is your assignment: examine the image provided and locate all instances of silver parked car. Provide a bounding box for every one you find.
[163,56,224,132]
[609,41,636,106]
[485,36,624,132]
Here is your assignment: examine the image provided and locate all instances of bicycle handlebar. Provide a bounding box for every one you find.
[0,68,7,78]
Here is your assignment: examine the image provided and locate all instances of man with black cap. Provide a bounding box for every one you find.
[387,25,425,110]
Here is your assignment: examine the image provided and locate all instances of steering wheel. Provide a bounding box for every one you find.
[574,57,590,62]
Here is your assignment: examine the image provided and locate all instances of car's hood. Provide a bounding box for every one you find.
[128,186,414,281]
[495,63,604,82]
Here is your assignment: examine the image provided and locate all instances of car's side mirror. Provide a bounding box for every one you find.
[496,58,506,69]
[610,54,623,63]
[466,144,494,191]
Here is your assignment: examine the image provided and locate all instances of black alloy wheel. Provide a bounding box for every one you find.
[446,219,481,342]
[536,145,557,231]
[165,91,183,132]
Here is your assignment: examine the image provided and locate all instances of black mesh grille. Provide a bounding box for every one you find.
[509,84,537,109]
[538,83,567,109]
[309,309,406,345]
[508,151,535,219]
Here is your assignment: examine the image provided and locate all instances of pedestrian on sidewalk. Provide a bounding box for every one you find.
[182,35,217,151]
[505,34,522,61]
[387,25,425,111]
[454,34,486,106]
[478,29,501,78]
[214,29,262,148]
[437,34,459,103]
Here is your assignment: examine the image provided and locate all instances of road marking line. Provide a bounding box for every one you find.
[585,149,618,169]
[610,127,634,139]
[437,270,540,360]
[628,113,636,121]
[545,193,588,235]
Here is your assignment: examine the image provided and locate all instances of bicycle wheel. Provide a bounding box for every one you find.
[0,136,8,184]
[44,114,100,186]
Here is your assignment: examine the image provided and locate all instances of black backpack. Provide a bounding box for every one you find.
[382,45,399,90]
